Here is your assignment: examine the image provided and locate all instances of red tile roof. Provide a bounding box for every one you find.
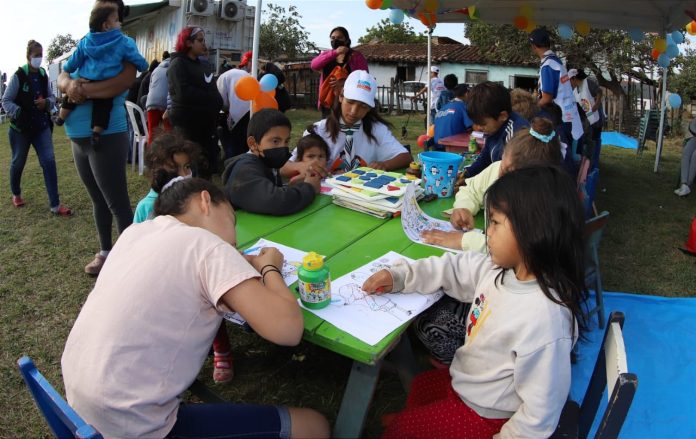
[353,41,537,67]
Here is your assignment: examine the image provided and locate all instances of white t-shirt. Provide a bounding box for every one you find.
[389,251,576,438]
[62,215,259,438]
[430,77,446,110]
[292,118,408,168]
[217,68,251,129]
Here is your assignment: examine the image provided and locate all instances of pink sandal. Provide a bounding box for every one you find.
[213,351,234,383]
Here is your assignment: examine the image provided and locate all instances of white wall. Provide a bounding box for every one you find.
[367,62,538,89]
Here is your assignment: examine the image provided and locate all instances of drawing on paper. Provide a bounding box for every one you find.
[401,184,462,253]
[300,251,444,346]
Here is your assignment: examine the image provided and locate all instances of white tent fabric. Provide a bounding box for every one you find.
[390,0,696,171]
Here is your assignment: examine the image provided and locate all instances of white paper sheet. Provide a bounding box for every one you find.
[300,251,443,346]
[224,239,313,326]
[401,184,462,253]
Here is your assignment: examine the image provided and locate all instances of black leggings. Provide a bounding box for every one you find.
[71,132,133,251]
[413,295,471,364]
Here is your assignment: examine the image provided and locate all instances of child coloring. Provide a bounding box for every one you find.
[363,165,587,438]
[62,178,330,438]
[54,1,148,148]
[222,109,321,215]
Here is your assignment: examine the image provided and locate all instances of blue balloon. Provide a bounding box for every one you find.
[666,34,674,44]
[259,73,278,92]
[668,93,682,109]
[657,53,671,68]
[390,9,405,25]
[558,23,573,40]
[672,30,685,44]
[628,28,644,42]
[666,43,680,58]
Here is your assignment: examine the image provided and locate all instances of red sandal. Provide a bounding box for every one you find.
[213,351,234,384]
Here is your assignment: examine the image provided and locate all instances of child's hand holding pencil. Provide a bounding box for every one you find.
[362,270,394,295]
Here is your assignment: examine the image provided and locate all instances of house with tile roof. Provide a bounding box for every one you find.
[354,37,539,92]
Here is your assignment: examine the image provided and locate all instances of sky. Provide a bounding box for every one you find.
[0,0,468,77]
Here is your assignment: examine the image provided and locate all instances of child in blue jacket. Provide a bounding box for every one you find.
[54,1,148,148]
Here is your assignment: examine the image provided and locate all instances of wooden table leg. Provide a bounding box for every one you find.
[333,360,382,438]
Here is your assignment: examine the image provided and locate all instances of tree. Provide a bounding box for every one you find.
[259,3,317,60]
[47,34,78,63]
[358,18,427,44]
[464,21,659,102]
[670,48,696,101]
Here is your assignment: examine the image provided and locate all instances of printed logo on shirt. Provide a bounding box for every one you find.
[204,73,214,83]
[466,292,490,343]
[356,80,372,92]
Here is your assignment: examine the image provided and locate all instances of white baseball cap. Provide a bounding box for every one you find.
[343,70,377,108]
[430,66,440,73]
[567,68,579,79]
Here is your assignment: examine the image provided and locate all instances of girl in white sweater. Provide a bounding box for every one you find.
[363,165,587,438]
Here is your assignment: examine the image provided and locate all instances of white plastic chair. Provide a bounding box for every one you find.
[125,101,148,175]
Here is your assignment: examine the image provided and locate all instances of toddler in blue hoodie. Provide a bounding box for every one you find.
[54,1,148,148]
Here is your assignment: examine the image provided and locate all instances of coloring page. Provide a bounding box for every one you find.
[224,239,311,326]
[300,251,444,345]
[401,184,461,253]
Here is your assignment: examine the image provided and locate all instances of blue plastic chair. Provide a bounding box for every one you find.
[584,211,610,329]
[16,356,102,439]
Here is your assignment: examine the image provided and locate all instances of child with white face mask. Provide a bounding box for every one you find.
[54,1,148,149]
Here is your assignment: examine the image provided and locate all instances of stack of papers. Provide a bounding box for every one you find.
[326,167,423,218]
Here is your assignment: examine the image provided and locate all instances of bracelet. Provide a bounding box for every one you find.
[259,264,278,275]
[262,268,282,283]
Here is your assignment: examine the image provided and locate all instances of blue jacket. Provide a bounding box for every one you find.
[63,29,148,81]
[466,112,530,178]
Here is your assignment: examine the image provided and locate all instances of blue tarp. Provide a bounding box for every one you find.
[571,292,696,438]
[601,131,638,150]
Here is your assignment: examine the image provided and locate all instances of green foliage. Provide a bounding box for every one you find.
[464,21,536,64]
[358,18,427,44]
[259,3,317,60]
[464,22,659,97]
[670,48,696,100]
[46,34,77,63]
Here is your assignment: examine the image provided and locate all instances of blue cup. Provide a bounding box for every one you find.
[419,151,463,198]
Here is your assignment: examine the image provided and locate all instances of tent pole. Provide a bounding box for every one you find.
[654,63,668,173]
[250,0,262,115]
[426,28,432,127]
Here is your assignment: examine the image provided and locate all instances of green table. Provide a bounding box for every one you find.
[236,191,482,438]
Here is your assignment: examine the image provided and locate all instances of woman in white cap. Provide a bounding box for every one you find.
[568,68,603,168]
[282,70,412,177]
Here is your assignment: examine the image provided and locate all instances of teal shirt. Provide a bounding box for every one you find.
[134,189,158,223]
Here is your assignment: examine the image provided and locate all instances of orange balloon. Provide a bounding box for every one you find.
[687,21,696,36]
[654,37,667,53]
[235,76,261,101]
[525,19,537,33]
[651,49,660,60]
[575,21,590,36]
[267,88,276,98]
[252,91,279,113]
[513,15,529,30]
[427,124,435,137]
[423,0,438,13]
[365,0,382,9]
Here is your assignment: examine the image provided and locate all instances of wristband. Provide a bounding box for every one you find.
[262,268,282,283]
[259,264,278,275]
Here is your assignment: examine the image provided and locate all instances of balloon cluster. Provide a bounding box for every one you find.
[235,74,279,113]
[556,20,591,39]
[651,30,684,69]
[365,0,477,29]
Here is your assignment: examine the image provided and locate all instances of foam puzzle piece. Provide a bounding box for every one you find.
[326,167,421,197]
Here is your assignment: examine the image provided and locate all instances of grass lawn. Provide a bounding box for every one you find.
[0,109,694,438]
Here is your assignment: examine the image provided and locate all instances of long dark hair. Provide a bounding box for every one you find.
[154,177,229,217]
[485,165,588,337]
[324,93,393,143]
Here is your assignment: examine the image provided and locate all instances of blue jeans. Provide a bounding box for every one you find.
[9,126,60,208]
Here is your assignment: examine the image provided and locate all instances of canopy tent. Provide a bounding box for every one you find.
[389,0,696,172]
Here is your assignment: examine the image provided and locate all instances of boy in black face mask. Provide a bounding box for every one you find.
[221,109,320,215]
